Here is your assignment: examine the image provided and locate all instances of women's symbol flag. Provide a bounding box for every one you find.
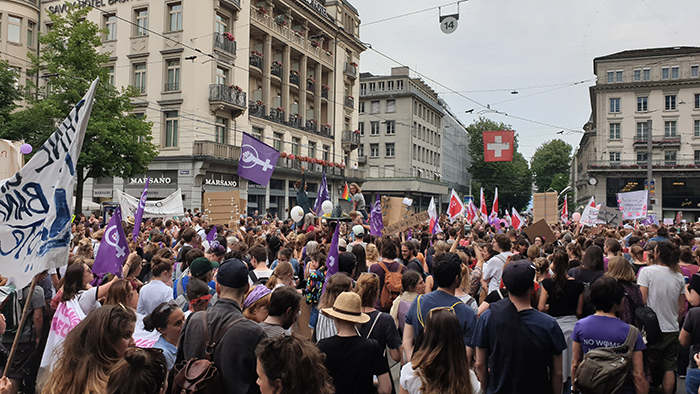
[237,133,280,187]
[132,177,150,242]
[93,206,128,280]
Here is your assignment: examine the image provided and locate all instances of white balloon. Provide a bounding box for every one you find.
[321,200,333,215]
[291,206,304,221]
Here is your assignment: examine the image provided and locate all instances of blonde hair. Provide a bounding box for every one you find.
[355,273,380,307]
[266,261,294,289]
[606,256,637,282]
[365,244,379,262]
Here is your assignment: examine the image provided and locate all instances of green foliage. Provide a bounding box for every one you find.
[530,139,572,193]
[467,117,532,211]
[0,61,23,127]
[0,4,158,214]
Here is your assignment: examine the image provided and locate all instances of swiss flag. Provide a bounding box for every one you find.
[479,188,488,221]
[448,189,464,223]
[483,130,515,162]
[511,208,524,229]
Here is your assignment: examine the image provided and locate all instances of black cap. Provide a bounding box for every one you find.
[502,260,536,296]
[216,258,249,289]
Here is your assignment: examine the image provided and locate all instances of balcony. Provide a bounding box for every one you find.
[306,80,315,92]
[341,130,361,149]
[164,82,180,92]
[587,159,700,171]
[269,107,285,123]
[343,62,357,78]
[213,33,237,56]
[193,140,241,161]
[221,0,241,9]
[344,96,354,109]
[358,155,367,165]
[633,135,681,147]
[249,101,266,118]
[250,53,263,70]
[345,168,366,180]
[290,72,300,87]
[305,120,318,133]
[320,124,331,136]
[271,62,282,78]
[132,84,146,94]
[209,85,247,116]
[321,85,328,99]
[287,114,302,129]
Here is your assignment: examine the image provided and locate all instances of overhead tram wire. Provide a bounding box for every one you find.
[363,0,469,27]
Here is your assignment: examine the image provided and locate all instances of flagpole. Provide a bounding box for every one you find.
[3,275,38,378]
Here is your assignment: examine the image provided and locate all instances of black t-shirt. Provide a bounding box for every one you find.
[540,278,584,317]
[484,288,509,304]
[406,258,424,277]
[567,268,604,285]
[356,311,402,351]
[683,308,700,368]
[318,335,390,394]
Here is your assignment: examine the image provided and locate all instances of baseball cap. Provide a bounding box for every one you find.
[338,239,347,251]
[190,257,220,277]
[216,258,249,289]
[502,260,536,296]
[353,225,365,237]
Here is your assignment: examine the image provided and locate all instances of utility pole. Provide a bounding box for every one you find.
[646,119,652,211]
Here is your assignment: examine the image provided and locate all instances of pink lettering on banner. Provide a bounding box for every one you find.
[50,302,82,339]
[134,338,157,348]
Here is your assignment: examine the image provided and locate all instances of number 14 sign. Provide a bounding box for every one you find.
[440,14,459,34]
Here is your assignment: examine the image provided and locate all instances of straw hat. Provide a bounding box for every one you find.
[321,292,370,324]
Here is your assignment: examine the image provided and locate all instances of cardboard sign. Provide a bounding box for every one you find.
[381,196,412,227]
[597,205,622,227]
[522,219,556,246]
[203,191,246,224]
[533,192,559,223]
[382,211,430,235]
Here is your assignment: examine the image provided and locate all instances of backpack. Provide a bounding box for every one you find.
[634,305,662,345]
[0,286,24,336]
[378,261,403,310]
[413,296,462,352]
[574,325,638,394]
[170,312,245,394]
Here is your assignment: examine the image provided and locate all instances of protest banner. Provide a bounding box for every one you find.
[117,188,184,219]
[0,140,22,182]
[203,191,246,224]
[533,192,558,223]
[617,190,648,219]
[382,211,430,235]
[580,197,599,227]
[597,205,622,227]
[522,219,556,245]
[381,196,411,227]
[0,79,98,288]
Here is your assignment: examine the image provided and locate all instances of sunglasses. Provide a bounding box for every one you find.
[429,306,456,319]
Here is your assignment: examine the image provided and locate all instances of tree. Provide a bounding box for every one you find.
[0,61,23,127]
[0,4,158,214]
[530,139,572,193]
[467,117,532,211]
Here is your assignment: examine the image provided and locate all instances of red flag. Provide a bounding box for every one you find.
[561,198,568,223]
[511,208,524,229]
[467,201,478,224]
[480,188,488,221]
[491,187,499,217]
[483,130,515,162]
[448,189,464,222]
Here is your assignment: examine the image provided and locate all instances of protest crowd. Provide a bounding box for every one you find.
[1,193,700,394]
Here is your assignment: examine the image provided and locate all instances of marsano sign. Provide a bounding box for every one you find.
[48,0,136,14]
[204,179,238,187]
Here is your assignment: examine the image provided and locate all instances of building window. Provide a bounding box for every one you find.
[215,14,229,33]
[251,127,263,141]
[216,66,228,85]
[637,97,647,112]
[106,66,115,86]
[368,82,376,92]
[133,63,146,93]
[358,122,364,135]
[360,83,366,95]
[358,144,364,157]
[358,101,365,114]
[662,67,669,79]
[413,144,416,160]
[609,123,620,139]
[387,81,394,90]
[692,65,699,78]
[27,21,35,47]
[607,70,622,82]
[664,121,677,137]
[104,14,116,41]
[671,66,679,79]
[385,143,395,157]
[308,142,316,158]
[370,121,379,135]
[695,93,700,109]
[370,101,379,114]
[696,120,700,137]
[292,137,300,155]
[643,69,650,80]
[370,143,379,157]
[386,121,395,135]
[665,95,676,110]
[323,145,330,161]
[273,132,283,151]
[636,122,649,141]
[215,117,228,144]
[695,150,700,165]
[665,150,677,164]
[135,9,148,36]
[396,80,403,90]
[165,59,180,91]
[168,3,183,31]
[386,99,396,113]
[609,98,620,113]
[637,152,647,164]
[378,82,384,91]
[634,69,641,81]
[164,111,179,147]
[8,16,21,43]
[609,152,620,163]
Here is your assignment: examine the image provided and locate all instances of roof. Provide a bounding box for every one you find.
[595,46,700,62]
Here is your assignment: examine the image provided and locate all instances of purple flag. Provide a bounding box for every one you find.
[206,224,218,242]
[313,169,329,215]
[237,132,280,187]
[324,222,341,288]
[407,229,413,241]
[370,194,384,236]
[641,214,658,226]
[132,177,150,242]
[94,206,128,280]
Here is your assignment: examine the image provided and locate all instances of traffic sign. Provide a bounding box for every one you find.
[440,14,459,34]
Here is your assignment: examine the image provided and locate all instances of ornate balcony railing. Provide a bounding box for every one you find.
[305,120,318,133]
[269,108,285,123]
[321,85,329,99]
[250,54,263,70]
[290,72,300,87]
[632,135,681,145]
[587,159,700,170]
[213,33,237,55]
[343,62,357,78]
[164,82,180,92]
[344,96,354,108]
[249,101,266,118]
[287,114,302,129]
[193,140,240,161]
[209,85,247,108]
[306,80,315,92]
[271,62,282,78]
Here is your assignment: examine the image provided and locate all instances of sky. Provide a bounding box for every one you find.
[352,0,700,161]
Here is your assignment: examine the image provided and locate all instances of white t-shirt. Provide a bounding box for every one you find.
[482,252,512,293]
[638,264,685,332]
[137,279,174,316]
[400,362,481,394]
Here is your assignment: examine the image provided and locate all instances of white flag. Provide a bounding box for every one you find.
[0,79,99,287]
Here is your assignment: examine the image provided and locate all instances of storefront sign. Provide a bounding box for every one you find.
[129,177,172,185]
[48,0,138,14]
[93,190,113,198]
[303,0,330,19]
[204,179,238,188]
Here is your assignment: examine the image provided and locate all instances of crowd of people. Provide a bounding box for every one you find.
[1,204,700,394]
